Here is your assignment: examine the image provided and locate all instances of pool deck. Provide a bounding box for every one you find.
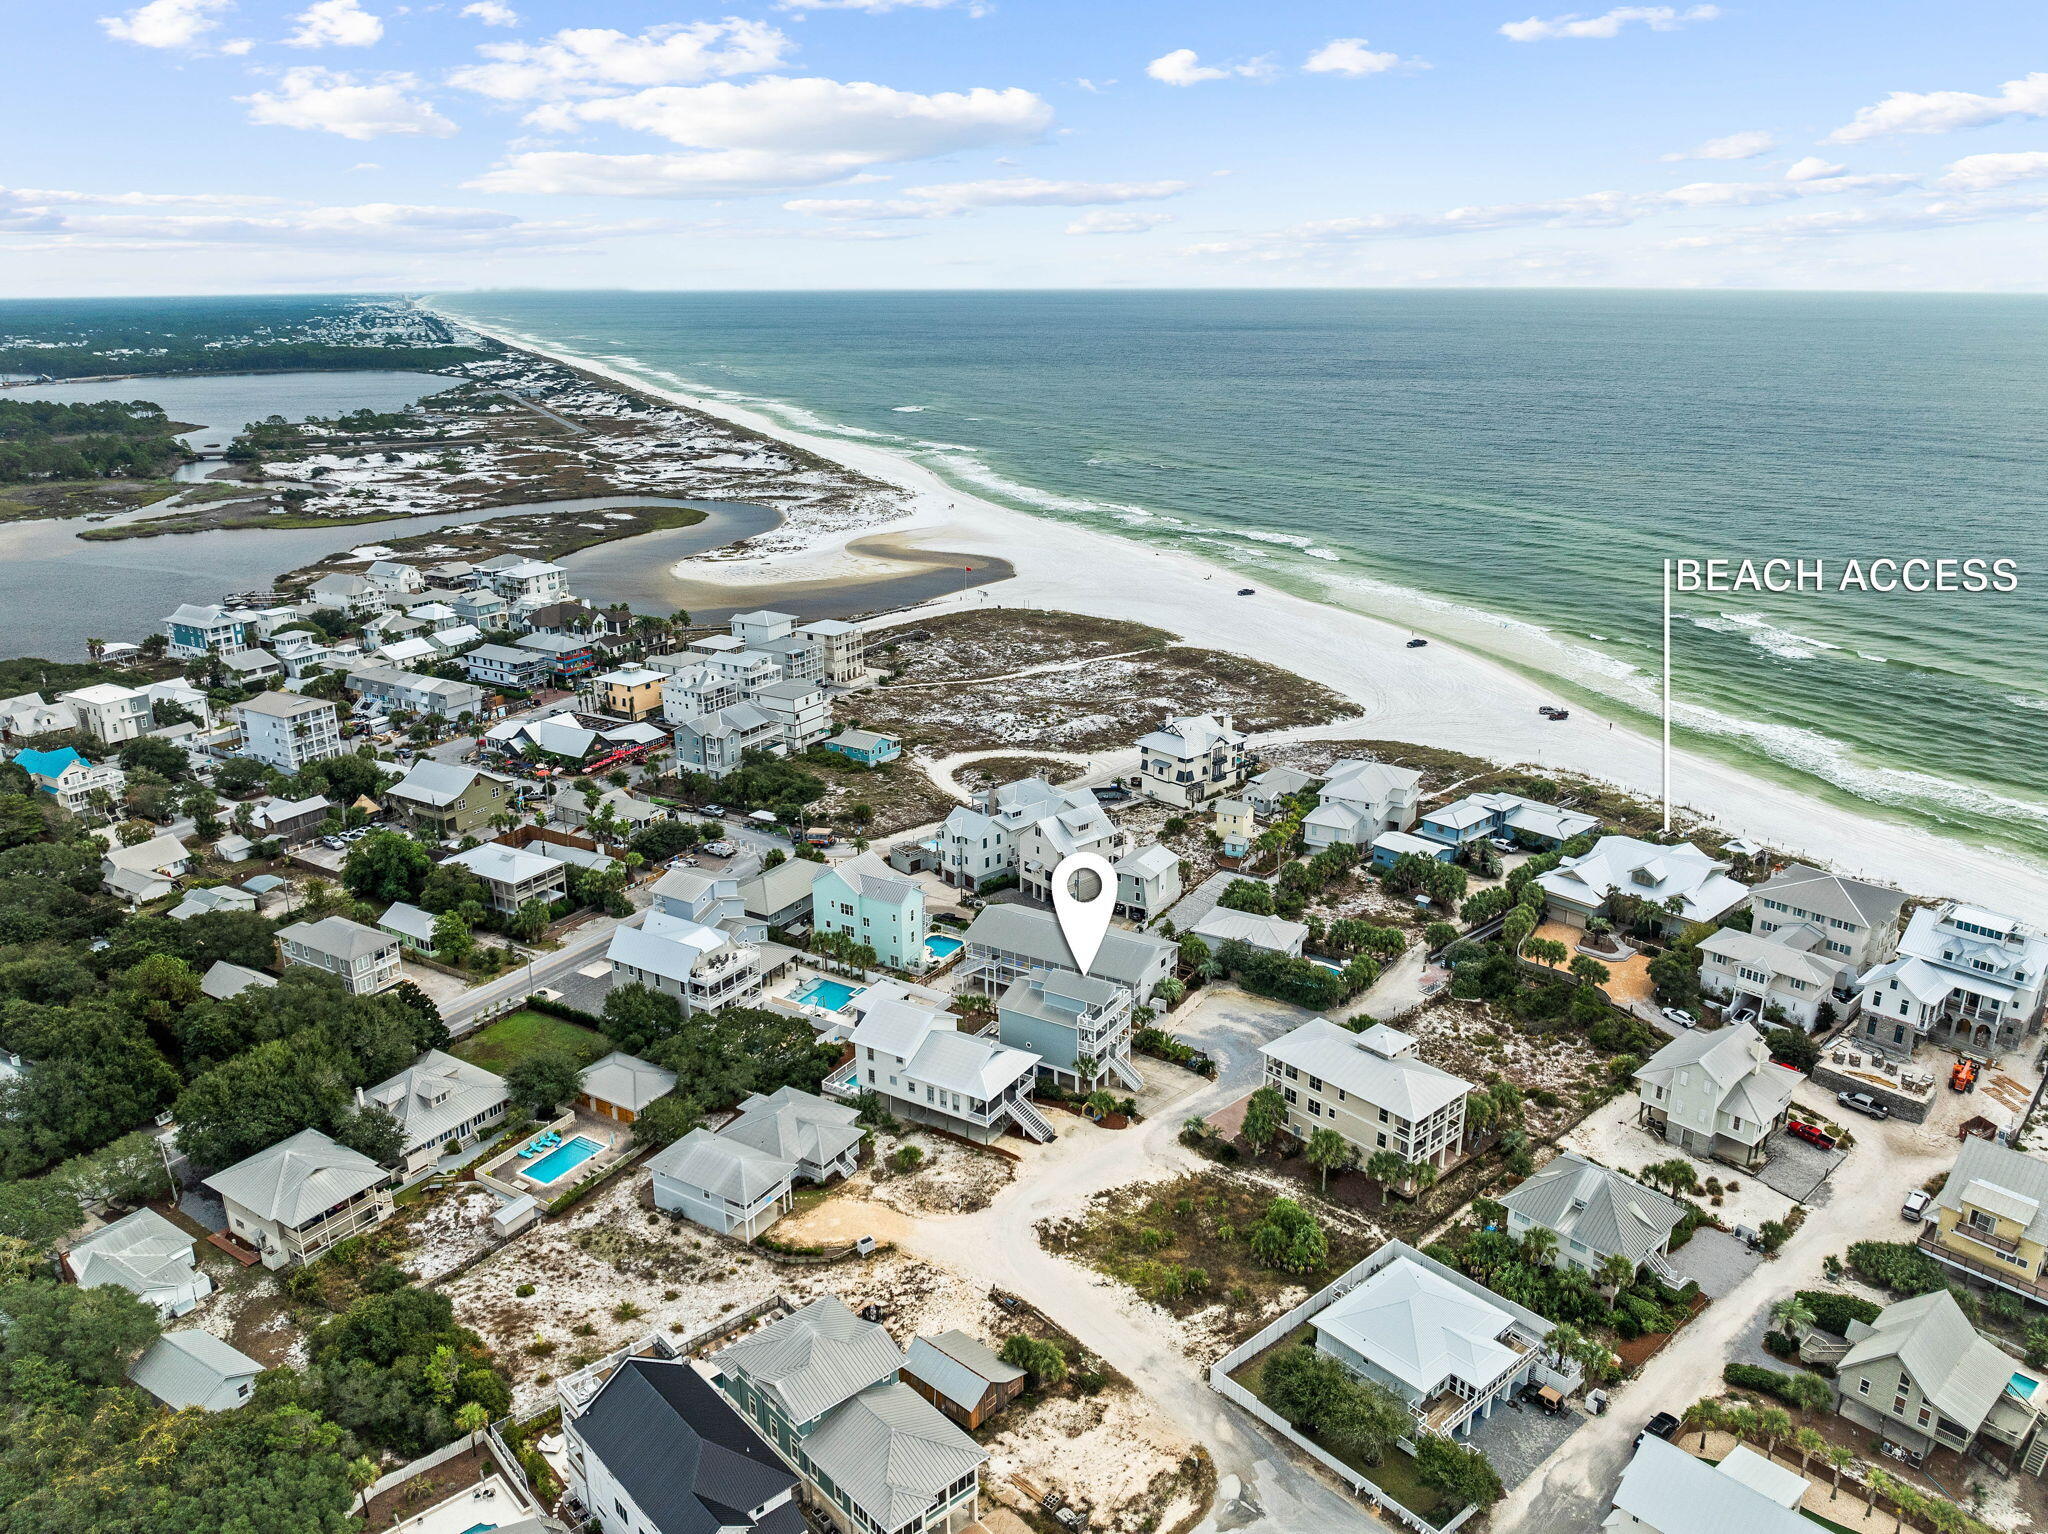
[475,1110,629,1202]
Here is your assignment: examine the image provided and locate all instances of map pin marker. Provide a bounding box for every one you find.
[1051,851,1116,976]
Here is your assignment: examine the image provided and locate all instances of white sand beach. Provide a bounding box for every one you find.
[452,316,2048,915]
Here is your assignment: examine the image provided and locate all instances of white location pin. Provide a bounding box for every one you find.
[1050,851,1117,976]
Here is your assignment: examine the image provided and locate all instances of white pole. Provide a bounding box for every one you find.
[1661,559,1672,834]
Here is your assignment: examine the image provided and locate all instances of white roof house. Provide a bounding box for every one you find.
[66,1207,212,1317]
[200,960,276,1000]
[842,998,1046,1143]
[1302,759,1425,848]
[127,1330,265,1412]
[578,1051,677,1118]
[606,910,761,1015]
[1261,1019,1472,1122]
[205,1128,387,1228]
[360,1049,510,1166]
[1634,1022,1803,1162]
[1857,902,2048,1055]
[647,1128,796,1239]
[1606,1434,1814,1534]
[1537,836,1749,929]
[1190,907,1310,958]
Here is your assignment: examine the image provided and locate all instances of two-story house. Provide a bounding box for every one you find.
[386,761,518,840]
[712,1296,986,1534]
[997,970,1143,1093]
[1856,903,2048,1057]
[438,842,568,916]
[233,691,343,772]
[359,1050,510,1176]
[648,1129,798,1239]
[1836,1288,2046,1471]
[1301,759,1425,850]
[1920,1137,2048,1307]
[673,704,783,778]
[163,603,250,658]
[958,903,1178,1001]
[592,665,666,721]
[1752,864,1907,968]
[1499,1152,1686,1283]
[347,666,487,720]
[810,852,928,971]
[1135,713,1249,808]
[480,555,569,606]
[1112,843,1182,923]
[1260,1020,1472,1170]
[1413,790,1597,852]
[606,910,764,1015]
[1015,792,1128,904]
[462,642,551,692]
[830,997,1052,1144]
[1633,1022,1802,1170]
[15,746,124,816]
[1536,836,1750,935]
[1310,1241,1553,1440]
[564,1356,801,1534]
[276,915,401,994]
[204,1127,391,1270]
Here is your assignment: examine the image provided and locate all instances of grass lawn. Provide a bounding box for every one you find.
[452,1010,609,1075]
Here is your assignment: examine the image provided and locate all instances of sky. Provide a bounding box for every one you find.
[9,0,2048,294]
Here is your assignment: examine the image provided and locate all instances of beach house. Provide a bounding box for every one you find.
[57,683,151,745]
[996,969,1143,1093]
[1633,1022,1802,1170]
[63,1206,212,1316]
[754,678,833,753]
[439,842,568,915]
[100,832,192,904]
[515,631,598,684]
[1191,907,1310,958]
[1212,797,1255,859]
[648,1129,797,1239]
[833,997,1052,1144]
[1016,790,1127,903]
[163,603,250,658]
[275,915,401,994]
[1498,1152,1685,1282]
[811,852,927,970]
[711,1296,987,1534]
[1245,765,1320,817]
[563,1356,800,1534]
[1113,843,1183,922]
[1919,1137,2048,1307]
[820,727,900,765]
[1414,791,1597,851]
[935,777,1092,892]
[1697,926,1860,1031]
[1307,1241,1553,1440]
[15,746,124,815]
[232,691,342,772]
[1834,1287,2047,1470]
[1260,1020,1472,1170]
[606,910,764,1015]
[958,903,1178,1000]
[127,1331,264,1413]
[1536,835,1749,934]
[347,666,486,720]
[1753,864,1908,969]
[1855,902,2048,1057]
[359,1049,511,1175]
[463,642,549,691]
[673,704,783,777]
[722,1087,865,1185]
[388,760,518,839]
[592,665,666,721]
[1301,759,1424,850]
[481,555,569,606]
[1607,1436,1816,1534]
[795,618,869,686]
[205,1127,392,1270]
[1135,713,1250,808]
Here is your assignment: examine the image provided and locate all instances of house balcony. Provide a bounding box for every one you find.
[1919,1227,2048,1304]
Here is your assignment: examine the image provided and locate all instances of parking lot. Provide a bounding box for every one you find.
[1751,1124,1848,1203]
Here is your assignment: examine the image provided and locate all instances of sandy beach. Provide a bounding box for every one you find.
[445,312,2048,915]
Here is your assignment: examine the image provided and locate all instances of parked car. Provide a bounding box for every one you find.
[1638,1412,1680,1447]
[1237,588,1257,596]
[1901,1189,1932,1222]
[702,804,725,817]
[1406,637,1429,648]
[1660,1007,1698,1028]
[1538,705,1561,716]
[1787,1120,1835,1149]
[1837,1090,1890,1120]
[1549,709,1571,721]
[1488,835,1518,852]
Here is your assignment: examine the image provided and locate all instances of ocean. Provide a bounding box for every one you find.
[441,290,2048,865]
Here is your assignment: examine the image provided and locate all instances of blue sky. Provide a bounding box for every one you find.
[9,0,2048,293]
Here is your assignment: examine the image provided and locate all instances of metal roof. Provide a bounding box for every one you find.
[202,1127,386,1227]
[800,1381,988,1533]
[363,1049,507,1155]
[903,1331,1023,1412]
[648,1129,794,1206]
[962,903,1175,988]
[69,1207,201,1298]
[579,1051,677,1113]
[277,915,396,962]
[724,1088,864,1169]
[1260,1017,1471,1120]
[1610,1434,1813,1534]
[1933,1138,2048,1249]
[127,1330,262,1411]
[200,960,275,1000]
[1313,1254,1523,1398]
[1840,1288,2040,1431]
[714,1296,903,1428]
[1499,1153,1683,1266]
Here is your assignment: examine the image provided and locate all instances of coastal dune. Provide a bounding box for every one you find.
[448,314,2048,915]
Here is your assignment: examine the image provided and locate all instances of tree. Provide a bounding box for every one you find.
[1522,937,1569,967]
[1793,1426,1827,1473]
[631,1094,702,1151]
[341,830,432,904]
[1825,1443,1857,1501]
[1246,1197,1328,1274]
[1518,1226,1559,1267]
[505,897,553,942]
[1217,879,1276,916]
[505,1050,579,1117]
[0,1178,85,1254]
[331,1104,405,1166]
[1305,1127,1352,1190]
[600,983,687,1057]
[1682,1398,1722,1450]
[1769,1295,1815,1342]
[115,736,190,781]
[1594,1251,1637,1297]
[1412,1433,1504,1509]
[999,1335,1069,1387]
[1568,955,1611,988]
[432,908,475,964]
[0,1279,161,1408]
[1240,1086,1286,1153]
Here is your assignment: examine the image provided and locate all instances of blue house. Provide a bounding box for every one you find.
[810,850,928,970]
[14,746,86,792]
[821,728,901,767]
[1370,831,1458,870]
[1416,792,1600,851]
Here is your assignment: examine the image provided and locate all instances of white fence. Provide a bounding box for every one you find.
[355,1431,537,1513]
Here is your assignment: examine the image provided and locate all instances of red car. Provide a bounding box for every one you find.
[1787,1119,1835,1150]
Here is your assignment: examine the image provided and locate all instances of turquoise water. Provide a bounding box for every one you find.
[2013,1373,2039,1399]
[433,291,2048,865]
[524,1135,601,1184]
[794,977,863,1011]
[924,935,964,961]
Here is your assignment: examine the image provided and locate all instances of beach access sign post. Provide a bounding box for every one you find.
[1662,553,2019,831]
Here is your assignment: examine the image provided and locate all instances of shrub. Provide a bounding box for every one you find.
[1845,1240,1946,1298]
[1797,1290,1881,1338]
[889,1144,925,1175]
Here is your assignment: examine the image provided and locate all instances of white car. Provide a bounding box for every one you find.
[1902,1190,1932,1222]
[1660,1007,1698,1029]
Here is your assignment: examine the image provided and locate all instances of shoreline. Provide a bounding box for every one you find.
[433,307,2048,912]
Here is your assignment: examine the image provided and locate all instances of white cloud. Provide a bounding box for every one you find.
[470,149,890,198]
[1661,129,1773,162]
[1939,150,2048,191]
[0,194,649,252]
[1145,49,1273,87]
[1828,72,2048,143]
[1500,6,1720,42]
[777,0,984,10]
[285,0,382,48]
[1303,39,1415,78]
[460,1,518,24]
[99,0,232,49]
[6,186,282,207]
[1066,209,1174,234]
[242,68,455,140]
[448,20,792,101]
[785,176,1189,219]
[1784,155,1845,182]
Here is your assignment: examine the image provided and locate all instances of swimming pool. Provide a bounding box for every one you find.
[924,935,963,961]
[794,977,864,1011]
[524,1135,602,1185]
[2012,1372,2040,1400]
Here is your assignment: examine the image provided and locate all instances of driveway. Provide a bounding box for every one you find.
[1463,1398,1585,1494]
[1667,1228,1761,1300]
[1494,1085,1960,1534]
[1751,1127,1848,1205]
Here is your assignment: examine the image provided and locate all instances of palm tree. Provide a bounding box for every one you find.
[1825,1444,1856,1501]
[1793,1427,1826,1474]
[1544,1322,1585,1370]
[1722,1403,1759,1446]
[1519,1226,1560,1267]
[1595,1251,1636,1297]
[1682,1399,1721,1450]
[1755,1406,1793,1464]
[1864,1467,1892,1521]
[1769,1295,1816,1343]
[1405,1159,1439,1197]
[455,1400,489,1452]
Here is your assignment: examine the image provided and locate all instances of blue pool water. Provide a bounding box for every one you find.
[795,977,863,1011]
[524,1136,601,1185]
[924,935,963,961]
[2012,1373,2039,1399]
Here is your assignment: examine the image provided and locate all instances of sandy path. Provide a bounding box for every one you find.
[443,318,2048,917]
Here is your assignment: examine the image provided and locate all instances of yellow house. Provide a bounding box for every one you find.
[593,665,665,721]
[1923,1138,2048,1304]
[1213,796,1256,858]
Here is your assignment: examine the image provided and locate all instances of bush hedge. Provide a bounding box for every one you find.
[1845,1240,1947,1298]
[1798,1289,1883,1338]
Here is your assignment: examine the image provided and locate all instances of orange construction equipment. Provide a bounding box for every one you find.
[1950,1058,1979,1092]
